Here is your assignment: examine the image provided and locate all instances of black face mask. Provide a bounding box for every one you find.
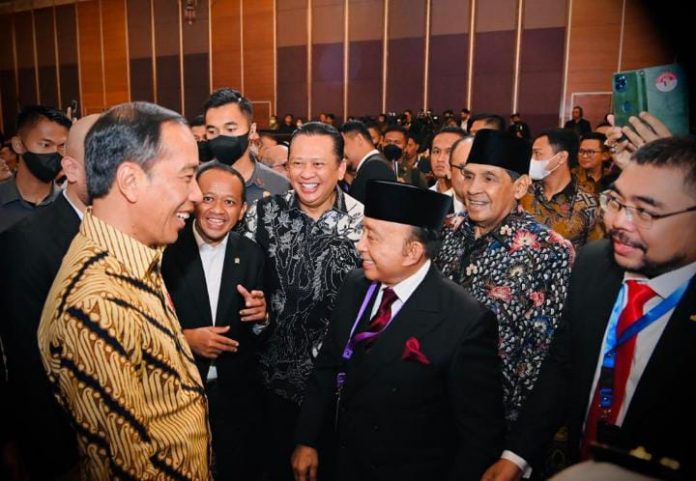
[207,133,249,166]
[383,144,403,162]
[197,141,213,163]
[23,151,62,182]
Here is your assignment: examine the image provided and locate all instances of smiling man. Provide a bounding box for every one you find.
[293,180,504,481]
[482,136,696,481]
[38,102,210,481]
[436,130,574,426]
[243,121,364,481]
[162,162,267,481]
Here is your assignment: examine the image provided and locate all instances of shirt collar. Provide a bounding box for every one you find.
[0,176,59,206]
[533,176,577,201]
[384,260,431,304]
[192,220,229,251]
[80,208,163,280]
[62,189,84,220]
[624,260,696,299]
[356,149,380,173]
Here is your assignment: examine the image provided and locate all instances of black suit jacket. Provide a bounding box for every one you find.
[508,239,696,477]
[296,265,505,481]
[0,194,80,475]
[161,224,266,394]
[348,152,396,203]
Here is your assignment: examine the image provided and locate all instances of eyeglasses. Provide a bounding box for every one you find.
[599,191,696,229]
[579,149,602,156]
[450,163,466,174]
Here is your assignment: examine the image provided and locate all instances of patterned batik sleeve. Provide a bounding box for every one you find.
[508,235,574,422]
[242,200,260,242]
[48,295,157,480]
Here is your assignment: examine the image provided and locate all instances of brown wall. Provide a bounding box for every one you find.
[0,0,675,136]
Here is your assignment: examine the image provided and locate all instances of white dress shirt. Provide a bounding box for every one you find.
[369,260,431,320]
[192,223,230,381]
[504,260,696,475]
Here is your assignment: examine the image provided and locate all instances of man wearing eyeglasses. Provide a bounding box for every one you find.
[482,136,696,481]
[574,132,613,194]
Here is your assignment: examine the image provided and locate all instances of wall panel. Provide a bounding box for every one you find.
[76,0,104,113]
[34,7,58,108]
[101,0,129,107]
[0,13,18,134]
[242,0,275,126]
[277,0,308,119]
[182,0,209,118]
[15,11,37,107]
[127,0,154,102]
[211,0,242,92]
[312,0,344,118]
[153,0,181,113]
[428,0,469,113]
[386,0,425,113]
[347,0,383,118]
[55,4,79,112]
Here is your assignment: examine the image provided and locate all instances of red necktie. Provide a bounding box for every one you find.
[353,287,398,347]
[581,280,656,459]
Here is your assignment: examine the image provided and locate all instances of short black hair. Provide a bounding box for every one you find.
[196,161,246,203]
[190,114,205,127]
[468,113,506,132]
[573,105,584,116]
[85,102,187,200]
[632,136,696,194]
[203,88,253,123]
[432,126,466,144]
[341,120,373,145]
[536,128,580,168]
[16,105,71,134]
[383,125,408,141]
[408,226,441,259]
[461,108,470,114]
[290,121,344,164]
[580,132,609,151]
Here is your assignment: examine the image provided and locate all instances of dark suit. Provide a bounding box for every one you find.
[161,224,266,481]
[349,153,396,203]
[563,118,592,137]
[507,240,696,478]
[296,265,505,481]
[0,194,80,479]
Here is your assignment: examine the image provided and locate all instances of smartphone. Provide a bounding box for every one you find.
[612,63,689,135]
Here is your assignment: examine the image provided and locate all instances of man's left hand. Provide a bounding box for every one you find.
[237,284,267,322]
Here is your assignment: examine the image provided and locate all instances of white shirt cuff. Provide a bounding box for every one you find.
[501,450,532,478]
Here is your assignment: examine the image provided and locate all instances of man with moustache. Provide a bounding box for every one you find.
[38,102,209,481]
[162,162,267,481]
[244,121,364,481]
[0,114,98,480]
[435,130,574,426]
[482,136,696,481]
[292,180,504,481]
[203,87,288,202]
[0,105,71,233]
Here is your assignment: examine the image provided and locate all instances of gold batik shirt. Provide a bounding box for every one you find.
[38,210,210,481]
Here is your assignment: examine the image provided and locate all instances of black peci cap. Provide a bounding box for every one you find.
[467,129,532,175]
[364,180,452,230]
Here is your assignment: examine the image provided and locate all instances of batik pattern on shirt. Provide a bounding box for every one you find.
[244,188,363,404]
[435,208,574,424]
[37,210,210,481]
[521,176,604,250]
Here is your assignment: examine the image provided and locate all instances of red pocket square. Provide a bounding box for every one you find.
[402,337,430,365]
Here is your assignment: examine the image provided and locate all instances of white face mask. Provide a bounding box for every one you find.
[529,152,560,180]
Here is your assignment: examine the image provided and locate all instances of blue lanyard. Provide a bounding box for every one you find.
[598,279,690,411]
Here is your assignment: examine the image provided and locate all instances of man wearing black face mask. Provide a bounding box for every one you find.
[341,120,395,203]
[203,88,288,203]
[0,105,71,233]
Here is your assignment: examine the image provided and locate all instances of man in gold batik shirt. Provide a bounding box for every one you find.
[38,102,210,481]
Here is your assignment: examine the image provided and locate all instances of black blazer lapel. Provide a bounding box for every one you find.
[215,233,245,333]
[166,224,213,329]
[344,266,445,398]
